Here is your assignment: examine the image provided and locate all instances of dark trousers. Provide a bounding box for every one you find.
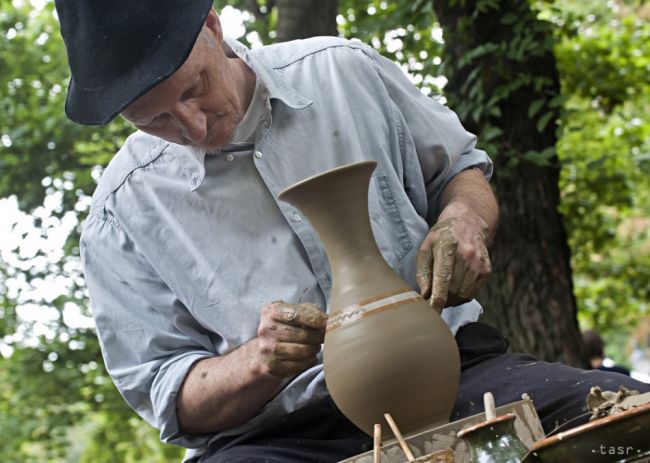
[199,322,649,463]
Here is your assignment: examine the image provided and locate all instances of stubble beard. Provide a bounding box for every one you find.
[201,111,242,151]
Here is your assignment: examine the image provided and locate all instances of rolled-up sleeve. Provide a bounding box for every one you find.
[369,48,493,222]
[80,213,215,448]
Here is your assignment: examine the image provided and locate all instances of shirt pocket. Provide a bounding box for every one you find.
[369,174,413,263]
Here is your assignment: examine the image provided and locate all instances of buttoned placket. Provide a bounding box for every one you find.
[251,105,333,302]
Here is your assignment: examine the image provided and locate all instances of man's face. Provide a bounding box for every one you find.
[122,25,245,151]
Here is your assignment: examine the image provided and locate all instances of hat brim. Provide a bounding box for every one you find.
[64,1,213,125]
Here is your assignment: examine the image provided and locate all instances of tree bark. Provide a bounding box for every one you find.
[275,0,338,42]
[432,0,587,366]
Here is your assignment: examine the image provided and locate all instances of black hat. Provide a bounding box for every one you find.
[55,0,213,125]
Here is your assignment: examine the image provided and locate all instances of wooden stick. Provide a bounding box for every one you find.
[384,413,415,462]
[374,424,382,463]
[484,391,496,420]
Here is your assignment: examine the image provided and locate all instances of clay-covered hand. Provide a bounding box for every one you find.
[416,210,492,313]
[256,301,327,377]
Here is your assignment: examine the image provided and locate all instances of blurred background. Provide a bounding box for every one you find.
[1,0,648,461]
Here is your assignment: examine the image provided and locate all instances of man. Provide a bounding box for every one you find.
[583,329,631,376]
[55,1,649,462]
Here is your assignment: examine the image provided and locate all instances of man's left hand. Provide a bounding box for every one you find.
[416,203,492,313]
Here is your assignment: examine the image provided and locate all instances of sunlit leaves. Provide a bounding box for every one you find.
[552,0,650,365]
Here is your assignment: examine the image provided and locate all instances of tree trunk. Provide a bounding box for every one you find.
[275,0,338,42]
[432,0,587,366]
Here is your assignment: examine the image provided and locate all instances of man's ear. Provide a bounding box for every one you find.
[205,9,223,43]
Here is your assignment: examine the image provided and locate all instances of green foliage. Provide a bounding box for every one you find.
[552,4,649,112]
[0,1,182,460]
[0,1,123,213]
[435,0,563,171]
[548,0,650,366]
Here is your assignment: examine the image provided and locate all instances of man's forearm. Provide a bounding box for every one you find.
[176,301,327,435]
[176,338,284,435]
[439,168,498,242]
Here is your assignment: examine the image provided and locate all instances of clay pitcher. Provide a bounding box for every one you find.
[278,160,460,436]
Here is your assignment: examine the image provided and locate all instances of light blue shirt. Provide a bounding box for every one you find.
[80,37,492,454]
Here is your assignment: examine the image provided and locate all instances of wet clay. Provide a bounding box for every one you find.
[416,216,490,313]
[278,161,460,437]
[586,385,649,420]
[260,301,326,377]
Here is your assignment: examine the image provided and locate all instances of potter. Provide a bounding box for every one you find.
[54,2,650,462]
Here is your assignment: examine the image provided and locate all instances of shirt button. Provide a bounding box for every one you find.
[292,213,302,222]
[254,150,263,159]
[226,154,234,162]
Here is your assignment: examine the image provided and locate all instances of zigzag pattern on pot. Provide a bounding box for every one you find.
[327,288,421,332]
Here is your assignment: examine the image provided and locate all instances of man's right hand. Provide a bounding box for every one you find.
[256,301,327,377]
[177,300,327,433]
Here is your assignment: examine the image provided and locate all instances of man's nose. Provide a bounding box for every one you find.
[171,102,207,143]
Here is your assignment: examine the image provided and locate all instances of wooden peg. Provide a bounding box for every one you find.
[484,392,496,420]
[374,424,382,463]
[384,413,415,462]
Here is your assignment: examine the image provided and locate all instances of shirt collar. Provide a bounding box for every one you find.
[228,38,312,110]
[175,38,312,191]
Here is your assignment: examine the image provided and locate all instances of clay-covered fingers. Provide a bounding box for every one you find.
[446,259,476,308]
[416,248,433,300]
[416,218,456,301]
[271,342,322,358]
[450,224,492,302]
[416,215,492,313]
[264,343,322,377]
[429,231,458,313]
[257,301,327,377]
[449,245,492,304]
[258,320,325,345]
[265,357,318,377]
[269,301,327,331]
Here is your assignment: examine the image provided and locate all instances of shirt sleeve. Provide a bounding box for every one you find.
[368,47,493,223]
[80,213,216,449]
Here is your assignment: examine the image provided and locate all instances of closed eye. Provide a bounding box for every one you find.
[181,72,206,101]
[148,113,170,128]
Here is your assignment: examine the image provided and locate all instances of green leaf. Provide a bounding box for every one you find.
[501,12,518,25]
[523,147,556,166]
[528,99,546,118]
[481,125,504,143]
[536,111,555,132]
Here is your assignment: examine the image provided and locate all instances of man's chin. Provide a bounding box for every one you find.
[197,138,233,152]
[199,125,238,151]
[189,140,219,151]
[170,119,239,151]
[182,132,234,151]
